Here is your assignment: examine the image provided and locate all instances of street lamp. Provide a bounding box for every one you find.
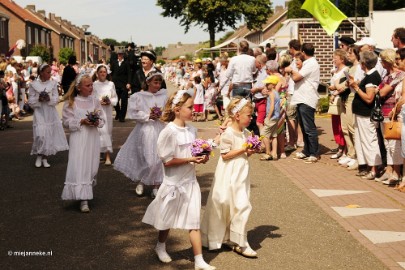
[82,25,90,64]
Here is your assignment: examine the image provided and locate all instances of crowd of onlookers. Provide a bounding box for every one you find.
[161,27,405,192]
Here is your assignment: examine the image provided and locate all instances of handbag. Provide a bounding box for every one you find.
[327,96,341,115]
[370,93,384,122]
[383,104,401,140]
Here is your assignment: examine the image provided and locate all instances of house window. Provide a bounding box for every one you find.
[27,26,32,44]
[0,20,5,39]
[34,28,38,43]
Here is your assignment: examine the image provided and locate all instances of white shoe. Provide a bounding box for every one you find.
[338,156,351,165]
[80,200,90,213]
[35,156,42,168]
[42,159,50,168]
[135,183,144,196]
[346,158,357,167]
[154,246,172,263]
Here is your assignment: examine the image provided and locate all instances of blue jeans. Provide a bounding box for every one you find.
[297,103,319,157]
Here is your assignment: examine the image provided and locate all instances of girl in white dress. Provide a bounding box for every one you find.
[142,90,215,270]
[114,72,168,198]
[201,97,258,258]
[93,65,118,165]
[61,74,105,213]
[28,64,69,168]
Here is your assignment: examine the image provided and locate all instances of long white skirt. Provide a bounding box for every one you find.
[114,121,164,185]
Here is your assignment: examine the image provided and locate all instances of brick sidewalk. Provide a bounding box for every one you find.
[274,116,405,270]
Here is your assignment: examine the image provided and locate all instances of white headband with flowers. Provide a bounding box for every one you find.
[172,90,187,108]
[75,72,86,87]
[231,98,249,115]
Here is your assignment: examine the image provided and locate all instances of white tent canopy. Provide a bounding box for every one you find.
[202,37,258,52]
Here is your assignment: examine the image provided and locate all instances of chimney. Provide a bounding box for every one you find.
[26,5,36,11]
[37,10,46,17]
[49,13,55,21]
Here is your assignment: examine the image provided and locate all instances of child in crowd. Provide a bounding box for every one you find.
[203,76,218,121]
[201,97,258,258]
[61,74,104,213]
[28,64,69,168]
[93,65,118,165]
[142,90,215,270]
[193,76,204,121]
[114,71,168,198]
[260,75,281,161]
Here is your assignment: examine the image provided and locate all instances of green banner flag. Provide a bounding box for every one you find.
[301,0,347,36]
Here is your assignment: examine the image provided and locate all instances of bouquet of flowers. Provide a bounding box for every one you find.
[86,109,101,123]
[191,138,213,157]
[101,95,110,104]
[243,133,263,151]
[150,105,162,118]
[38,89,50,102]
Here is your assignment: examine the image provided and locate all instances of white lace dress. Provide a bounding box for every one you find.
[201,127,252,250]
[114,89,168,186]
[61,96,105,201]
[142,122,202,230]
[28,79,69,156]
[93,80,118,153]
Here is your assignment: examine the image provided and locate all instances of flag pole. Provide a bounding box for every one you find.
[346,18,367,36]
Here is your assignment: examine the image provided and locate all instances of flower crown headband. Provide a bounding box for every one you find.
[231,98,249,115]
[172,90,187,108]
[75,72,87,87]
[146,72,163,82]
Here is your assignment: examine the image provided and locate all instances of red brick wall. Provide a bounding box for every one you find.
[298,20,366,82]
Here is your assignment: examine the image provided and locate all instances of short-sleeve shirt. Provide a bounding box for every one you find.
[352,68,382,117]
[290,57,320,109]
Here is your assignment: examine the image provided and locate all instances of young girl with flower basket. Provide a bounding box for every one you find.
[142,90,216,270]
[93,65,118,165]
[61,74,105,213]
[28,64,69,168]
[114,71,167,198]
[201,97,259,258]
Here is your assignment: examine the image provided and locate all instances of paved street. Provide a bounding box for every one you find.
[1,84,404,269]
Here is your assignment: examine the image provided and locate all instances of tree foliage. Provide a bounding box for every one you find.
[102,38,119,46]
[288,0,405,18]
[29,45,50,63]
[156,0,273,47]
[154,46,166,56]
[58,48,75,65]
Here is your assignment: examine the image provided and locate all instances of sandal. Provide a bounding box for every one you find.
[233,245,257,258]
[260,154,273,161]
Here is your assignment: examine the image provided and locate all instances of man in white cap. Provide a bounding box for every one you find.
[355,37,386,78]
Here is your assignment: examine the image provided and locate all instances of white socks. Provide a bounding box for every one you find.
[194,254,210,269]
[155,242,172,263]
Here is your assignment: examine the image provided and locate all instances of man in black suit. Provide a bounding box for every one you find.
[111,49,131,122]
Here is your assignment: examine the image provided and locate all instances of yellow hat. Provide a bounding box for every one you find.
[262,75,279,85]
[194,58,202,63]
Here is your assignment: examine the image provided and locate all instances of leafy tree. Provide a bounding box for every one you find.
[154,46,166,56]
[29,44,50,63]
[157,0,273,47]
[58,48,75,65]
[102,38,119,46]
[288,0,405,18]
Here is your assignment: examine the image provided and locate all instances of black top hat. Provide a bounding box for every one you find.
[339,36,356,45]
[140,50,157,61]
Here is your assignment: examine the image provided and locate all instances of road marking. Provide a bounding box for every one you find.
[331,207,401,217]
[359,230,405,244]
[310,189,370,197]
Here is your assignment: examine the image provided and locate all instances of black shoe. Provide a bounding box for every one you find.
[330,147,339,153]
[115,115,119,120]
[119,119,125,122]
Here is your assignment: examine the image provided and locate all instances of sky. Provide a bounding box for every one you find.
[14,0,286,47]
